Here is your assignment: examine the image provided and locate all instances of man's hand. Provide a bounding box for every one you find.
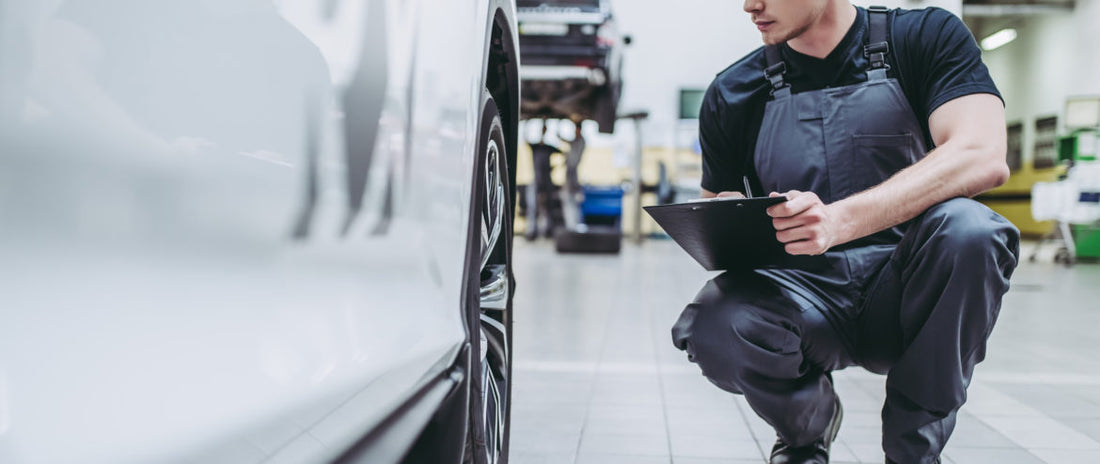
[766,190,847,255]
[715,191,746,199]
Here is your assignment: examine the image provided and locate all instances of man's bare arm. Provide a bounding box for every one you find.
[768,93,1010,255]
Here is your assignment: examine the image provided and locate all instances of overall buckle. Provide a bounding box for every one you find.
[764,62,790,93]
[863,42,890,70]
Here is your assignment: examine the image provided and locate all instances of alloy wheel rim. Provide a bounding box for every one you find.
[478,131,508,464]
[481,139,505,271]
[479,315,506,464]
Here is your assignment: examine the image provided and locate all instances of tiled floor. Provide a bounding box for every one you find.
[508,238,1100,464]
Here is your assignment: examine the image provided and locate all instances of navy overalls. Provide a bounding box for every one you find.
[671,9,1020,463]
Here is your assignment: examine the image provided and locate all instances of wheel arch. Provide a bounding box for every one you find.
[483,1,521,209]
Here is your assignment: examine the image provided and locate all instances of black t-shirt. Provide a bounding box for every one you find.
[699,6,1001,194]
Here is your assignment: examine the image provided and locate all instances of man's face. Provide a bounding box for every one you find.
[743,0,827,45]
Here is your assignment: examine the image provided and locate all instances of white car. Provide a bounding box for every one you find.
[0,1,520,463]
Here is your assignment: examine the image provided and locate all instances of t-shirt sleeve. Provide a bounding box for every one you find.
[897,8,1002,119]
[698,84,739,194]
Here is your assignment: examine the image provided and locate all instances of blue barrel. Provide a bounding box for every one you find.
[581,185,623,221]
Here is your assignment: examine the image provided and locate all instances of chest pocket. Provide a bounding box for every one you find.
[849,132,918,194]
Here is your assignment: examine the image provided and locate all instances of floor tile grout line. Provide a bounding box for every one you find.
[646,287,677,464]
[733,395,770,463]
[570,345,598,463]
[965,383,1100,463]
[952,446,1047,464]
[1045,379,1100,411]
[573,271,630,464]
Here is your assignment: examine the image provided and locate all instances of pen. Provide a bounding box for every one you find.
[743,176,754,198]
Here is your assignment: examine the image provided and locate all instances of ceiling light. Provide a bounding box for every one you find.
[981,28,1017,51]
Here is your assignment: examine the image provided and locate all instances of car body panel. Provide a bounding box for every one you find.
[0,0,515,462]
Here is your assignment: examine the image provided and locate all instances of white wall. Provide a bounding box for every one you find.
[604,0,759,148]
[979,0,1100,165]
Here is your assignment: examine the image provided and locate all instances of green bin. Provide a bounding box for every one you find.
[1075,224,1100,259]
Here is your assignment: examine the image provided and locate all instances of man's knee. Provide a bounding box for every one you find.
[672,286,804,389]
[914,198,1020,272]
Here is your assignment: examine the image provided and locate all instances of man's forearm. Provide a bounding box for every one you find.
[829,140,1009,246]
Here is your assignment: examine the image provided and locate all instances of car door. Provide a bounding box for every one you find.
[0,0,477,462]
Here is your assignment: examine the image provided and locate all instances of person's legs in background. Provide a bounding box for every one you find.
[532,148,553,237]
[560,143,583,231]
[524,179,539,241]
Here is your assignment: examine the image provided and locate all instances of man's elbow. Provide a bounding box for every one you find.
[971,145,1011,193]
[988,160,1010,188]
[980,161,1011,191]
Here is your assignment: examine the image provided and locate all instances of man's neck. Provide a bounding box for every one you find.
[787,2,857,59]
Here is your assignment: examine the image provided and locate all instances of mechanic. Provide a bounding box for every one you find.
[669,1,1020,463]
[526,121,562,240]
[559,121,587,229]
[565,120,586,201]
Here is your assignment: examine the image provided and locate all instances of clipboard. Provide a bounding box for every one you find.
[643,196,824,271]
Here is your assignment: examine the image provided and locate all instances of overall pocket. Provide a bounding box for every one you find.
[849,133,918,194]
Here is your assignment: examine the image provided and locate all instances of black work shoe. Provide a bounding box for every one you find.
[769,395,844,464]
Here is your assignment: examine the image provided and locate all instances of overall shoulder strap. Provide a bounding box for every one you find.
[764,45,791,98]
[864,6,890,80]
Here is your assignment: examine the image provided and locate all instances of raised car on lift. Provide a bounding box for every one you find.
[517,0,629,133]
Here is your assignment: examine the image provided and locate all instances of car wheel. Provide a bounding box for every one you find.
[468,91,514,464]
[399,91,514,464]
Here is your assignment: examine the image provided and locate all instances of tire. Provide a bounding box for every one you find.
[466,91,515,464]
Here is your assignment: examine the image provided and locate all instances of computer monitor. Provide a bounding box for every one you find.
[1065,96,1100,129]
[679,88,705,120]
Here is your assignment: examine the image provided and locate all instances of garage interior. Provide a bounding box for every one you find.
[508,0,1100,462]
